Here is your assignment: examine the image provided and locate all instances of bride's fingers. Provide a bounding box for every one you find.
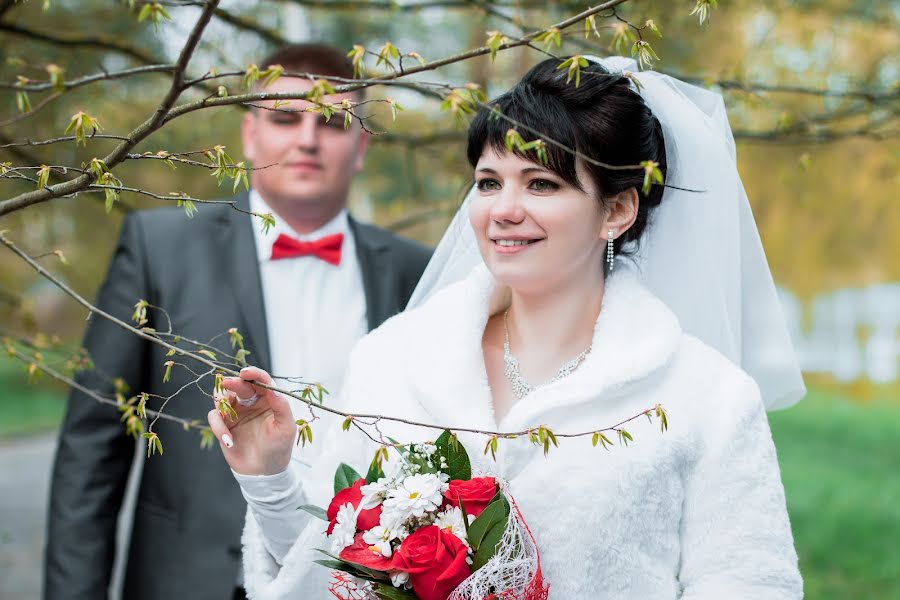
[207,408,235,449]
[238,365,275,387]
[221,376,260,403]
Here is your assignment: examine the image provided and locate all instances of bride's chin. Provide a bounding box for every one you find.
[487,266,546,294]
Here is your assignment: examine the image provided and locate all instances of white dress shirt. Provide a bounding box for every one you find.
[249,190,368,417]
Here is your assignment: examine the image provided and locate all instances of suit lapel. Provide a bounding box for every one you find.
[350,216,397,331]
[214,193,271,371]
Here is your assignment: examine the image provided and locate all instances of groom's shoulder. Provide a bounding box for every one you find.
[127,197,234,232]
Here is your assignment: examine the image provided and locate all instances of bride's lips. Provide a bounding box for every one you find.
[490,236,544,255]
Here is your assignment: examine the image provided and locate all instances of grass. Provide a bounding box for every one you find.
[769,383,900,600]
[0,357,67,439]
[0,357,898,598]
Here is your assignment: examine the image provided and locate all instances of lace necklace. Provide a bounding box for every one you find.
[502,309,592,400]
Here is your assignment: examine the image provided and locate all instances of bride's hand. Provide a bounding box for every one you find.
[207,366,296,476]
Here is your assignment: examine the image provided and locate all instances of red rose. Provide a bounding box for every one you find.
[443,477,497,518]
[392,525,471,600]
[339,533,394,571]
[326,479,381,535]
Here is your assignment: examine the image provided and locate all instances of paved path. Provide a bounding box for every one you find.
[0,434,139,599]
[0,433,56,599]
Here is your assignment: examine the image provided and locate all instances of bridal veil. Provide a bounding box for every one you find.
[407,56,805,411]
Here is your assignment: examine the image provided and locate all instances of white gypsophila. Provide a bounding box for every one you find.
[412,443,438,457]
[362,524,395,558]
[381,473,447,522]
[390,570,410,588]
[434,507,472,548]
[328,503,358,554]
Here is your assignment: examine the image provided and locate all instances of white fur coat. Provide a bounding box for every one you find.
[241,264,803,599]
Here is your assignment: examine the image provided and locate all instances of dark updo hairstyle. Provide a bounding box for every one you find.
[466,57,667,268]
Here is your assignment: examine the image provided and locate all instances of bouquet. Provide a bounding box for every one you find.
[300,431,548,600]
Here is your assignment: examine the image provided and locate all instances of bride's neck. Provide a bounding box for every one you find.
[505,271,606,369]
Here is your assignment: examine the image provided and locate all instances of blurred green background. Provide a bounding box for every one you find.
[1,0,897,598]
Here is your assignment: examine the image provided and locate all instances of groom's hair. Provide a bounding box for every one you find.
[466,57,667,262]
[255,43,364,100]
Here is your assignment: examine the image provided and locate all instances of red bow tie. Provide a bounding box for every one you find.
[270,232,344,265]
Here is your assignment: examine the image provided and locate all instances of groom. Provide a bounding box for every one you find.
[44,43,431,600]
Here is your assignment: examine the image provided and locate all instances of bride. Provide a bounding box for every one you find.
[208,56,805,599]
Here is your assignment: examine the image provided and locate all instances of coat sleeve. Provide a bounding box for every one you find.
[678,373,803,599]
[241,350,379,600]
[44,214,150,600]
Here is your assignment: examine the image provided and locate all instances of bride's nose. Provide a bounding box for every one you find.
[489,189,526,224]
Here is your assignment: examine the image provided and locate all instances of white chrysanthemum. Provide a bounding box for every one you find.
[328,502,357,554]
[362,524,395,557]
[390,570,410,588]
[434,507,472,547]
[381,473,447,522]
[359,476,395,510]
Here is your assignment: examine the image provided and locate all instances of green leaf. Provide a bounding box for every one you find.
[372,583,418,600]
[143,432,163,457]
[200,427,215,450]
[297,504,328,520]
[486,30,507,63]
[36,165,50,190]
[365,453,385,484]
[334,463,362,494]
[313,558,347,571]
[177,198,197,218]
[15,90,31,113]
[468,493,510,570]
[347,45,366,78]
[690,0,718,25]
[534,28,562,51]
[435,429,471,480]
[256,212,276,235]
[260,64,284,88]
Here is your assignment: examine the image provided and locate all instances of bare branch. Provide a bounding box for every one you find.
[212,6,286,46]
[0,65,177,93]
[0,22,160,65]
[0,0,629,218]
[0,0,222,217]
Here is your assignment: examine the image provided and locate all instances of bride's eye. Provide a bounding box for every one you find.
[528,178,559,192]
[476,178,501,192]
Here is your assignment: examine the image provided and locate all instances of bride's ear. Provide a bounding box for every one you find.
[603,188,640,238]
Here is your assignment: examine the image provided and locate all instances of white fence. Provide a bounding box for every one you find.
[780,284,900,383]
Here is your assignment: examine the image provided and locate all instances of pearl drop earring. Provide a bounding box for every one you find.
[607,230,615,272]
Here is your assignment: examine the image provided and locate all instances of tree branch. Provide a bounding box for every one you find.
[0,0,221,217]
[212,6,286,46]
[0,22,160,65]
[1,64,177,92]
[0,0,631,218]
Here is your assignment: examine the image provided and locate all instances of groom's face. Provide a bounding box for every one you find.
[470,149,607,293]
[241,77,369,211]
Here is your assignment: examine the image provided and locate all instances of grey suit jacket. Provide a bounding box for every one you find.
[44,193,432,600]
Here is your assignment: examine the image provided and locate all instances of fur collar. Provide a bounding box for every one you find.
[381,263,682,436]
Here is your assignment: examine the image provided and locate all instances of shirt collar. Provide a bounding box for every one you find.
[249,189,351,263]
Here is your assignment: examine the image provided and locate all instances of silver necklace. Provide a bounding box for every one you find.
[502,309,592,400]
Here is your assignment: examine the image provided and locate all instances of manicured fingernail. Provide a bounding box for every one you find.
[236,392,258,407]
[240,367,250,373]
[222,434,234,448]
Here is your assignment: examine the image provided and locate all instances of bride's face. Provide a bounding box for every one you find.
[470,149,607,293]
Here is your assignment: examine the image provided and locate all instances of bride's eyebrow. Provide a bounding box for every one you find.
[521,167,554,176]
[475,167,499,175]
